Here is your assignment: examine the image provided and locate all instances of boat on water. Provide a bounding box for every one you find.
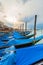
[0,35,43,49]
[0,52,16,65]
[12,31,35,39]
[11,35,43,49]
[0,44,43,65]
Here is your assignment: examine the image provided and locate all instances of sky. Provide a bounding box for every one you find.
[0,0,43,29]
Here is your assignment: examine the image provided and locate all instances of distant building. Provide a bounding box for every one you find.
[0,21,13,32]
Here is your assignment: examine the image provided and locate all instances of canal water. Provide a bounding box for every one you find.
[30,29,43,44]
[36,30,43,44]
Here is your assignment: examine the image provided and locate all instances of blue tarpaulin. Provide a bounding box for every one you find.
[12,31,32,39]
[0,49,6,57]
[0,33,12,41]
[0,35,43,48]
[0,44,43,65]
[16,44,43,65]
[0,31,43,65]
[12,31,24,39]
[7,35,43,46]
[0,52,16,65]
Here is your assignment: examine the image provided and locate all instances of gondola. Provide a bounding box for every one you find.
[0,35,43,49]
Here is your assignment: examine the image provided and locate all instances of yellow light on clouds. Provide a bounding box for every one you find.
[5,16,17,23]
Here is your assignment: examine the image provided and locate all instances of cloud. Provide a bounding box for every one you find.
[0,0,43,28]
[16,0,31,4]
[22,0,28,4]
[19,15,34,22]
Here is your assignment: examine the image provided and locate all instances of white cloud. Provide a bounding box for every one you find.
[0,0,43,28]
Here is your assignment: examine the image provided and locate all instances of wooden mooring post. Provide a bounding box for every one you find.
[34,15,37,44]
